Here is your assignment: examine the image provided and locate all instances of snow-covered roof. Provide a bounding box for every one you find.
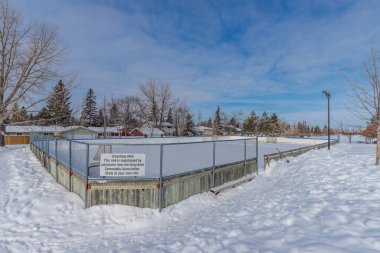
[161,122,174,127]
[59,126,98,134]
[87,127,121,133]
[5,125,67,133]
[5,125,124,134]
[144,121,174,127]
[131,128,164,135]
[226,125,242,132]
[161,127,176,134]
[195,126,213,131]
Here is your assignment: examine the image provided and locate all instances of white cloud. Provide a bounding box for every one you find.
[13,0,380,127]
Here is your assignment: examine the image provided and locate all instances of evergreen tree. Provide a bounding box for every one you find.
[80,88,99,127]
[268,113,280,134]
[166,107,174,124]
[18,107,28,122]
[258,111,269,134]
[10,103,28,123]
[322,125,328,135]
[213,106,222,135]
[206,118,212,128]
[229,117,238,128]
[314,125,322,135]
[243,111,258,134]
[36,107,51,125]
[243,117,254,133]
[46,80,72,126]
[251,111,259,133]
[182,113,196,136]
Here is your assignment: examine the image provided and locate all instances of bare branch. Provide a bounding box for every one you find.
[0,0,64,145]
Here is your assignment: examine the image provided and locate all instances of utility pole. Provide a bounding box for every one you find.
[103,96,106,138]
[322,90,331,150]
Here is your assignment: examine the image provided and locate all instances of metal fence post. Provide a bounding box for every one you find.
[29,132,32,150]
[256,136,259,175]
[212,141,216,187]
[47,137,50,172]
[55,139,58,182]
[45,135,47,153]
[159,144,164,212]
[69,140,72,192]
[244,139,247,177]
[85,144,90,208]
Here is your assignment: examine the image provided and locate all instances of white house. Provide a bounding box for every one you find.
[195,126,213,136]
[59,126,98,139]
[87,126,124,137]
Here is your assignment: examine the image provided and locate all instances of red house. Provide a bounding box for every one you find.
[129,128,165,137]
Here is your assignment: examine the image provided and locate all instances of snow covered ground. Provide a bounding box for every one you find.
[1,143,380,252]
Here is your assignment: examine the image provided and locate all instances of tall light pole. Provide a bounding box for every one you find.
[322,90,331,150]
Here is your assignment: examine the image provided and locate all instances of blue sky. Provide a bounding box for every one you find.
[15,0,380,127]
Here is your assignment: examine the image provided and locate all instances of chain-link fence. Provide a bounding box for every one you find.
[30,132,259,210]
[263,139,339,169]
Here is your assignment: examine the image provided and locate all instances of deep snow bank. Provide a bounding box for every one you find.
[1,144,380,252]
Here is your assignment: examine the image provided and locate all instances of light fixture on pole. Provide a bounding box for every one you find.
[322,90,331,150]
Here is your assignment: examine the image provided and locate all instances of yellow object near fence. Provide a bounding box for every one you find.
[5,135,30,145]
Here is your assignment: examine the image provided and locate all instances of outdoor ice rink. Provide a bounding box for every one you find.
[41,136,324,180]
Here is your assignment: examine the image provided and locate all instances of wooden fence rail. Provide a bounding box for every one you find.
[264,140,339,169]
[5,135,30,145]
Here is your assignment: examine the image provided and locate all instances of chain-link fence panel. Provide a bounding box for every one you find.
[71,141,88,178]
[246,138,257,161]
[215,139,246,167]
[79,137,145,145]
[44,140,50,154]
[48,140,56,158]
[40,140,45,153]
[88,143,161,180]
[35,138,40,149]
[56,139,70,167]
[79,136,253,145]
[162,142,214,177]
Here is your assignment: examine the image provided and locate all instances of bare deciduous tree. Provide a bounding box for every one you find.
[342,128,357,144]
[139,80,159,126]
[158,83,173,128]
[348,47,380,165]
[174,99,189,136]
[196,110,202,127]
[139,80,174,136]
[0,0,63,145]
[115,96,141,132]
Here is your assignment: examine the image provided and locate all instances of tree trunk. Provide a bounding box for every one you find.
[0,121,4,146]
[376,124,380,165]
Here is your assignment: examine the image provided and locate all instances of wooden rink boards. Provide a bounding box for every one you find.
[31,143,257,209]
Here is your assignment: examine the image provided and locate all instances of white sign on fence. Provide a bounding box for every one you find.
[100,153,145,177]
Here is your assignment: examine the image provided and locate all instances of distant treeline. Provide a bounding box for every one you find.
[8,80,335,136]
